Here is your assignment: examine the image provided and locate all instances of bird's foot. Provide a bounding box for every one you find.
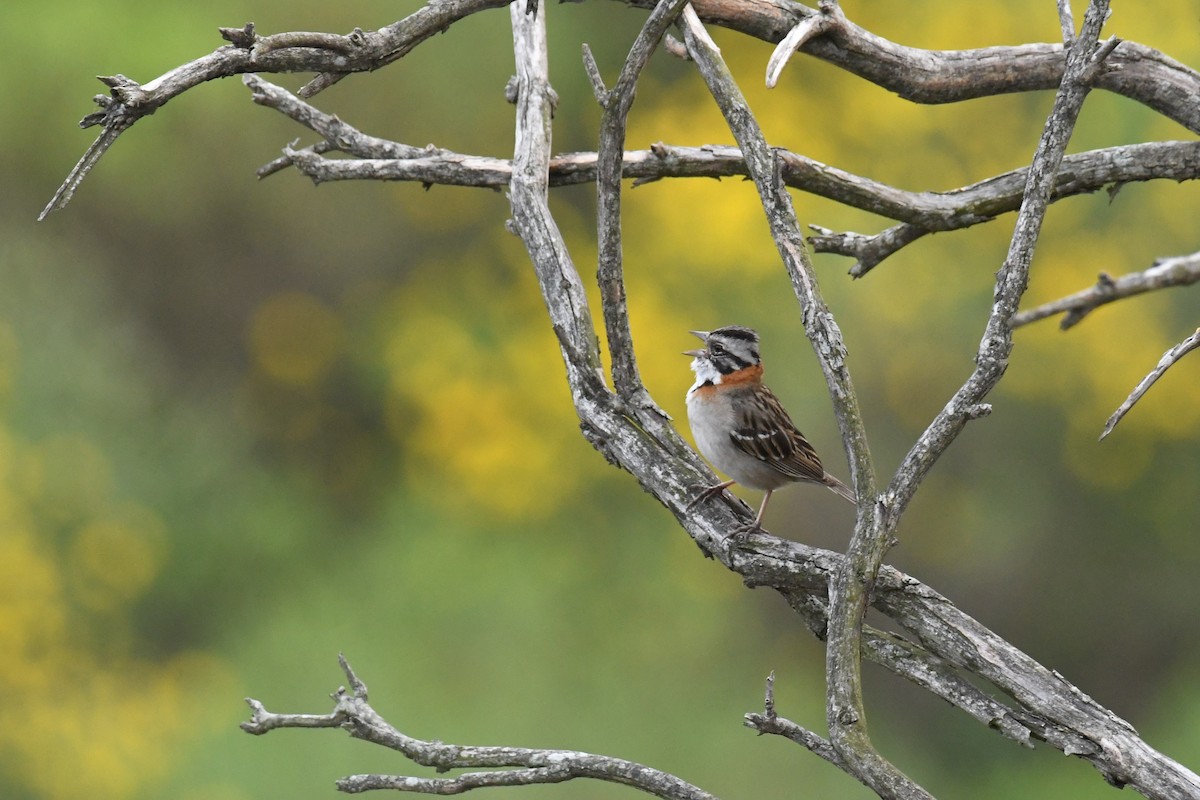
[725,519,763,545]
[685,480,735,511]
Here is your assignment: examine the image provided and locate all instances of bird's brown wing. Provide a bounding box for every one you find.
[729,385,826,483]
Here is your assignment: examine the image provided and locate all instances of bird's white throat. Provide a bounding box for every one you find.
[688,356,723,395]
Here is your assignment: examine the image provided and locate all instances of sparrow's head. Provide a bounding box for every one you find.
[684,326,762,384]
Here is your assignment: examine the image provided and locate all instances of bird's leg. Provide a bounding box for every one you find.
[753,490,774,528]
[727,490,773,543]
[686,479,736,510]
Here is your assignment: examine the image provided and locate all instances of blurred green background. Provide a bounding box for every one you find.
[2,1,1198,798]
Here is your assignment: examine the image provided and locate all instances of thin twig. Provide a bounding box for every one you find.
[1100,328,1200,440]
[764,0,841,89]
[596,0,689,416]
[580,43,609,105]
[1012,251,1200,329]
[1057,0,1076,44]
[744,670,849,768]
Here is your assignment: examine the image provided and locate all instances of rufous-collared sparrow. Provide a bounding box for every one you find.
[684,325,855,528]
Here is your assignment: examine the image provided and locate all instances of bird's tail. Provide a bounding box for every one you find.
[824,475,857,504]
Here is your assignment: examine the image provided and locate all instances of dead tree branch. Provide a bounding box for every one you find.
[677,6,917,796]
[242,655,716,800]
[595,0,689,418]
[886,3,1117,533]
[1100,327,1200,440]
[41,0,1200,218]
[621,0,1200,133]
[38,0,511,219]
[241,76,1200,278]
[810,141,1200,276]
[1013,250,1200,330]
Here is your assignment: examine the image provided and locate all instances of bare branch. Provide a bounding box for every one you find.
[733,534,1200,797]
[1100,327,1200,440]
[43,0,1200,219]
[243,657,717,800]
[239,79,1200,274]
[779,590,1035,749]
[508,0,600,368]
[1057,0,1076,44]
[244,74,431,163]
[679,7,921,796]
[596,0,690,415]
[764,1,840,89]
[744,673,847,769]
[887,1,1115,529]
[581,44,609,105]
[620,0,1200,134]
[37,116,134,222]
[811,141,1200,275]
[260,136,1199,221]
[337,768,575,794]
[39,0,510,218]
[1013,251,1200,329]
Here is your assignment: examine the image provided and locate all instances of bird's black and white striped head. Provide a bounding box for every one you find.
[684,326,762,387]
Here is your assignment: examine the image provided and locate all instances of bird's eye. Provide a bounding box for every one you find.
[709,342,726,356]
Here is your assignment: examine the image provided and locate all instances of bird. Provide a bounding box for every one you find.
[683,325,855,529]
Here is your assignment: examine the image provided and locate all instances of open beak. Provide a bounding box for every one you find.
[682,330,709,358]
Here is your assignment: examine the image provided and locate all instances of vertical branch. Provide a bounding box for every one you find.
[675,10,874,502]
[886,2,1118,521]
[596,0,690,421]
[677,9,931,799]
[509,0,727,562]
[509,1,603,378]
[1057,0,1076,43]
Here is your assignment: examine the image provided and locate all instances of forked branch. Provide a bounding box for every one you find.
[242,655,716,800]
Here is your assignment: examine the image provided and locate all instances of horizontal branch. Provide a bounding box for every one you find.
[246,77,1200,282]
[1013,250,1200,329]
[249,74,1200,212]
[44,0,1200,220]
[243,656,717,800]
[809,141,1200,275]
[620,0,1200,134]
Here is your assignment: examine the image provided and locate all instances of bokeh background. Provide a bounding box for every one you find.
[2,1,1198,798]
